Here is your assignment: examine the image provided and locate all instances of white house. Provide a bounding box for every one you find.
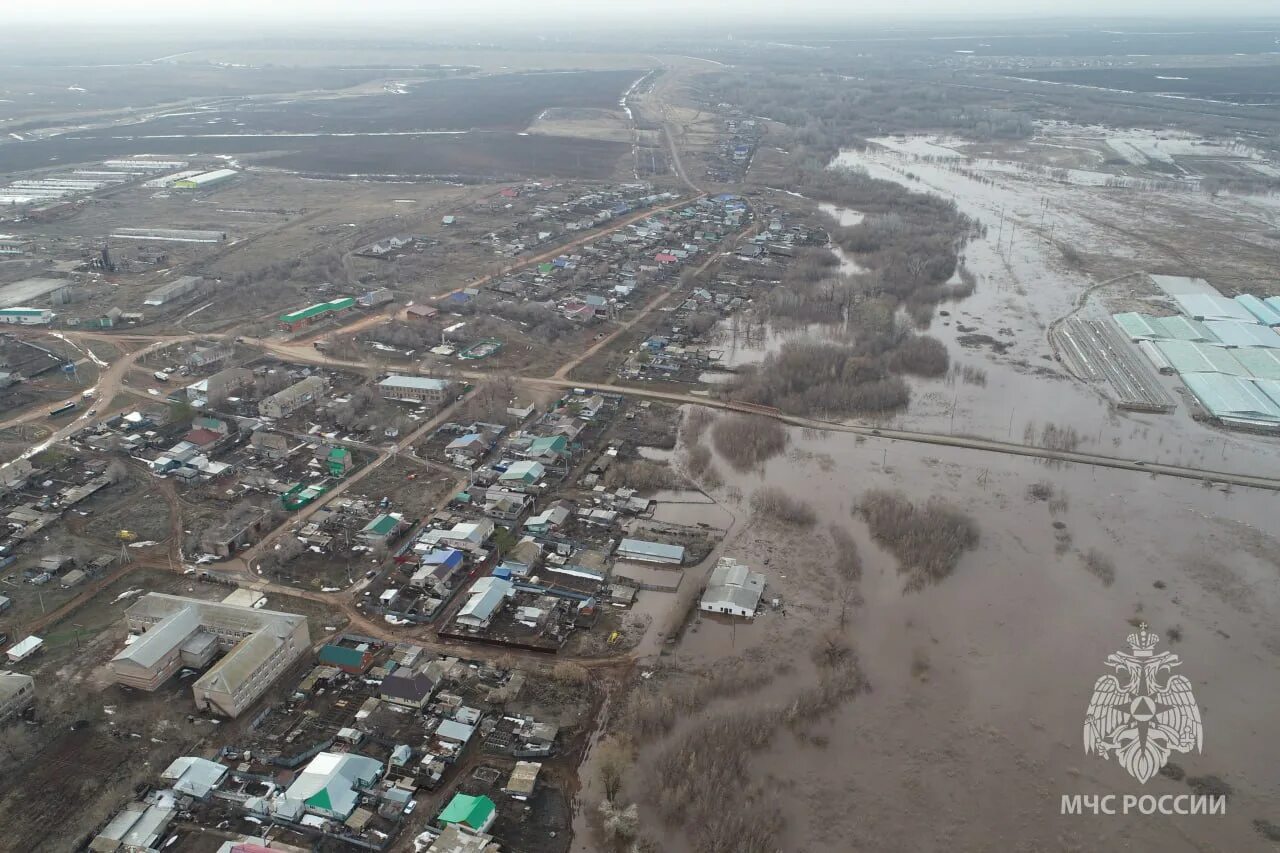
[455,577,514,629]
[699,557,765,618]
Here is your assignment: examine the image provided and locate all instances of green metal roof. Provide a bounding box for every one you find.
[318,644,367,669]
[528,435,566,454]
[328,448,351,461]
[280,297,356,324]
[438,793,495,830]
[363,514,399,535]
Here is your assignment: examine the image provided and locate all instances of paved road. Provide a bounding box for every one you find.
[244,338,1280,492]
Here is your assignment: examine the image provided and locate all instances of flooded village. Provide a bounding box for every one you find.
[2,8,1280,853]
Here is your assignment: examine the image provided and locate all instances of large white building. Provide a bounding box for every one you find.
[0,307,53,325]
[377,375,455,405]
[109,593,310,717]
[0,670,35,722]
[699,557,765,619]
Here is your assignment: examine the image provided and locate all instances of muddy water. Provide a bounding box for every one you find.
[711,317,847,369]
[631,422,1280,852]
[829,143,1280,479]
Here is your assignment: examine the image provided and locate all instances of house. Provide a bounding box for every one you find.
[446,433,493,465]
[378,375,455,405]
[700,557,766,618]
[380,666,440,709]
[523,501,571,534]
[616,538,685,565]
[160,756,228,798]
[184,427,223,451]
[497,539,542,577]
[407,304,439,321]
[0,458,34,493]
[318,640,376,674]
[259,376,326,419]
[437,793,497,833]
[283,752,383,820]
[419,519,494,553]
[506,399,535,420]
[0,670,35,722]
[327,448,353,476]
[420,824,501,853]
[503,762,541,800]
[498,460,545,487]
[520,435,567,462]
[455,577,514,629]
[577,395,606,420]
[480,488,534,522]
[90,801,175,853]
[250,430,290,459]
[584,294,609,318]
[360,513,405,544]
[412,548,466,592]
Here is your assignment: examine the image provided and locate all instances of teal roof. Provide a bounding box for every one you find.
[528,435,566,454]
[280,297,356,324]
[318,644,367,669]
[363,514,399,535]
[1235,294,1280,326]
[438,793,495,830]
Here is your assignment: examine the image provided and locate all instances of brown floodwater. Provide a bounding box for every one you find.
[577,418,1280,852]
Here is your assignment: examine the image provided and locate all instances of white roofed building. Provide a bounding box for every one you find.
[700,557,766,618]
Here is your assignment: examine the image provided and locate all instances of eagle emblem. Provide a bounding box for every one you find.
[1084,624,1202,784]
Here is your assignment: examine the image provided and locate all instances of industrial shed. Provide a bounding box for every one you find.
[1171,293,1257,323]
[1233,348,1280,381]
[616,538,685,564]
[1152,341,1249,377]
[1201,321,1280,349]
[1112,312,1214,343]
[1234,294,1280,326]
[1181,373,1280,427]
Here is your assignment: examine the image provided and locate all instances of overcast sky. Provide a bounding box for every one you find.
[9,0,1280,25]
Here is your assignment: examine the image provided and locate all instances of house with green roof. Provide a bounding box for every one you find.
[327,447,353,477]
[283,752,383,820]
[437,793,496,833]
[360,513,404,544]
[520,435,567,462]
[281,481,328,511]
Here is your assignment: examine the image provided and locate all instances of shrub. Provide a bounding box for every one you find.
[711,415,788,472]
[683,406,717,444]
[828,525,863,581]
[750,487,817,527]
[1081,549,1116,586]
[856,489,979,589]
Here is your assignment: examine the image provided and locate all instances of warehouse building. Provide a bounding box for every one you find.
[172,168,239,190]
[699,557,765,618]
[378,375,456,405]
[259,375,327,419]
[0,670,35,722]
[109,593,310,718]
[112,227,226,243]
[616,537,685,564]
[0,307,53,325]
[144,275,205,307]
[278,297,356,332]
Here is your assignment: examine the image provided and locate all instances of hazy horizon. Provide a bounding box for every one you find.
[7,0,1280,28]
